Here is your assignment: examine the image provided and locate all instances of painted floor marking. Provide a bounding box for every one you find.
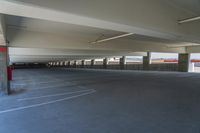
[13,79,66,86]
[30,83,75,90]
[0,90,96,114]
[17,89,95,101]
[13,77,56,83]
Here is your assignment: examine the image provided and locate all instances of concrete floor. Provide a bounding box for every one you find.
[0,68,200,133]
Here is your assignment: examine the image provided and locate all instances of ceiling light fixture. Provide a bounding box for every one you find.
[90,33,134,44]
[178,16,200,24]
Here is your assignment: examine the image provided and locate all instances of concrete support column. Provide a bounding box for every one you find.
[103,58,109,69]
[143,52,151,70]
[74,61,77,68]
[91,59,95,66]
[67,61,71,67]
[120,56,126,69]
[47,62,50,68]
[0,47,10,95]
[178,53,190,72]
[81,60,86,68]
[59,62,62,66]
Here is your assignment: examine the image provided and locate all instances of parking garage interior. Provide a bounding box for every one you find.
[1,0,200,133]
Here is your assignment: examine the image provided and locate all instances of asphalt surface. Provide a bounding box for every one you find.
[0,68,200,133]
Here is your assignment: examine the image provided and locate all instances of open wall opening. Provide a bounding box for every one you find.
[149,52,179,71]
[126,56,143,64]
[151,52,178,64]
[108,57,120,65]
[190,54,200,73]
[95,59,103,65]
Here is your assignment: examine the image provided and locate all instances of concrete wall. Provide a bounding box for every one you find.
[148,63,178,71]
[61,63,178,72]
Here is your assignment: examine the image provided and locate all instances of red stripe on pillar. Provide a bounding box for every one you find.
[0,47,7,52]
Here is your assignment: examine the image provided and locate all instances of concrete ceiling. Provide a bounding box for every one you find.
[5,15,191,48]
[8,0,200,16]
[12,0,200,9]
[5,15,187,46]
[5,15,124,38]
[0,0,200,63]
[164,0,200,14]
[0,0,197,40]
[5,15,125,44]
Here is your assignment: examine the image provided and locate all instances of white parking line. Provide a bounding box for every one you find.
[31,83,75,90]
[13,77,55,83]
[0,90,96,114]
[17,89,95,101]
[13,80,66,86]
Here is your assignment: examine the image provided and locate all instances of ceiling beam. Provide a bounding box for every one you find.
[0,0,180,40]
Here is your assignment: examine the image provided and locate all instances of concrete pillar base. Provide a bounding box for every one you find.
[178,53,190,72]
